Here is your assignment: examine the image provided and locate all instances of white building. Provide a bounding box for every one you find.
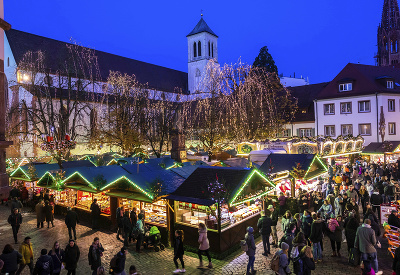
[314,63,400,145]
[280,75,309,87]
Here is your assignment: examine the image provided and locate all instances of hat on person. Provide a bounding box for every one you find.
[24,236,31,241]
[281,242,289,251]
[41,249,47,255]
[267,205,274,210]
[247,226,254,233]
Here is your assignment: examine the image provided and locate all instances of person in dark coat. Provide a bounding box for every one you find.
[90,199,101,230]
[328,215,344,257]
[9,187,21,201]
[0,244,22,275]
[393,245,400,275]
[268,205,279,248]
[279,224,295,260]
[129,208,137,243]
[88,237,104,275]
[113,247,127,275]
[33,249,53,275]
[370,189,383,220]
[173,230,185,274]
[344,212,359,252]
[44,201,54,228]
[365,209,380,237]
[122,212,132,247]
[10,197,23,214]
[388,210,400,229]
[64,240,80,275]
[65,207,79,240]
[300,246,315,275]
[48,241,64,275]
[257,210,272,256]
[116,207,124,241]
[245,227,256,275]
[301,210,313,245]
[309,213,323,261]
[35,200,45,228]
[8,208,22,244]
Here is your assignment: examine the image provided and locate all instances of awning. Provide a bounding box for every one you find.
[165,194,214,206]
[362,141,400,154]
[105,190,153,203]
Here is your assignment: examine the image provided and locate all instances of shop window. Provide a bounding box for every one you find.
[358,100,371,113]
[389,122,396,135]
[340,102,352,114]
[324,103,335,115]
[359,123,371,136]
[324,125,335,137]
[341,124,353,136]
[389,99,395,111]
[119,198,167,227]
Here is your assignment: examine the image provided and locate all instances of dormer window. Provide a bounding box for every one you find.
[387,80,394,89]
[339,83,352,92]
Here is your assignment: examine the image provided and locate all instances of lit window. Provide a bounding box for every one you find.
[358,101,371,113]
[324,103,335,115]
[324,125,335,137]
[389,99,395,112]
[339,83,352,92]
[340,102,352,114]
[389,122,396,135]
[283,129,291,137]
[299,128,312,137]
[341,124,353,136]
[359,124,371,136]
[387,81,394,89]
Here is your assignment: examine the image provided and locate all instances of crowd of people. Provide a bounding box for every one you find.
[246,160,400,275]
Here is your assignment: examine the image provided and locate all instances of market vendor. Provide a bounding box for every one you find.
[388,209,400,229]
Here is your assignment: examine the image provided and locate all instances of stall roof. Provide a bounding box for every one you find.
[105,190,153,203]
[362,141,400,154]
[145,157,176,170]
[170,165,203,179]
[259,154,315,174]
[167,167,252,206]
[222,158,250,168]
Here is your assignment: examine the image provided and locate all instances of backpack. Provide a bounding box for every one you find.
[290,246,299,259]
[240,239,248,252]
[293,256,304,274]
[270,251,282,272]
[328,219,338,232]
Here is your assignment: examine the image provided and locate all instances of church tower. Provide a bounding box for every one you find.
[377,0,400,66]
[187,15,218,93]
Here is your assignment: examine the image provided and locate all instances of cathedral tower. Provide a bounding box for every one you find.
[377,0,400,66]
[187,15,218,93]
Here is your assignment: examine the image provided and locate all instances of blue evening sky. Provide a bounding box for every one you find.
[5,0,383,84]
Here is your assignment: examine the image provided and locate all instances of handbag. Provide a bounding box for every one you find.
[348,247,360,266]
[54,252,65,271]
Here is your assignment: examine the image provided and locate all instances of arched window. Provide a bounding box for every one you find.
[198,41,201,57]
[211,43,214,58]
[208,41,211,56]
[193,42,197,58]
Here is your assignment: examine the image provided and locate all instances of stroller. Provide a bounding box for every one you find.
[143,226,165,252]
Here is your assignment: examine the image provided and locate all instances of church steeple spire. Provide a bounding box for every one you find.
[377,0,400,66]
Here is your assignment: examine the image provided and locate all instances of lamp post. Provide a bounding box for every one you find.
[0,1,12,200]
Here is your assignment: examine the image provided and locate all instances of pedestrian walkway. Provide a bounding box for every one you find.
[0,205,394,274]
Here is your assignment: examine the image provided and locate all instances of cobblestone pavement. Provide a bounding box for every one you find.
[0,205,395,275]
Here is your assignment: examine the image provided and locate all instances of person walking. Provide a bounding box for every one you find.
[276,242,291,275]
[173,230,185,274]
[10,197,23,214]
[64,240,80,275]
[0,244,22,275]
[44,200,54,228]
[344,212,359,252]
[355,219,383,275]
[48,241,64,275]
[328,215,344,257]
[268,205,279,248]
[370,189,383,221]
[33,249,53,275]
[122,212,132,247]
[300,246,316,275]
[116,207,124,241]
[113,247,127,275]
[88,237,104,275]
[90,199,101,230]
[257,210,272,256]
[197,223,212,268]
[35,200,45,229]
[309,213,323,262]
[8,208,22,244]
[65,207,79,240]
[135,214,144,253]
[245,226,256,275]
[16,236,33,275]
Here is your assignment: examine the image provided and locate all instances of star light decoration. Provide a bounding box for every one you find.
[40,134,76,155]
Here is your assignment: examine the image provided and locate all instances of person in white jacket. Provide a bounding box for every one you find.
[366,181,374,198]
[197,223,212,269]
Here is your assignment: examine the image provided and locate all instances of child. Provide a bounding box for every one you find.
[173,230,185,273]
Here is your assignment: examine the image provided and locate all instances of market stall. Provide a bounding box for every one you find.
[167,166,275,253]
[361,141,400,164]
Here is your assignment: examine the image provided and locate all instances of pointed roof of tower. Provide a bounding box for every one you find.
[381,0,400,30]
[187,17,218,37]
